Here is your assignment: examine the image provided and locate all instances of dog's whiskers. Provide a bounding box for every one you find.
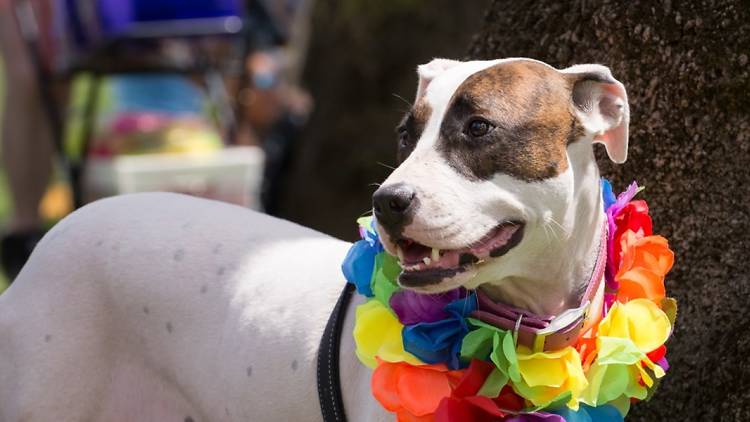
[541,223,553,246]
[547,218,569,241]
[376,162,396,171]
[548,217,568,235]
[391,93,413,109]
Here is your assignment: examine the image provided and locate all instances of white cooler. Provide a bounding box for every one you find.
[84,146,265,210]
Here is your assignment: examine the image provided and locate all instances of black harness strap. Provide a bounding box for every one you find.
[317,283,355,422]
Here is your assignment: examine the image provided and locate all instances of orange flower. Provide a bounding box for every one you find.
[372,360,463,420]
[615,230,674,303]
[612,200,653,270]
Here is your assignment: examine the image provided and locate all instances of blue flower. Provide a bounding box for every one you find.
[601,178,617,211]
[359,218,383,254]
[402,294,477,369]
[342,217,385,297]
[550,403,623,422]
[342,240,377,296]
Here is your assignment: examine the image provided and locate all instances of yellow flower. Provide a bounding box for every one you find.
[353,299,422,368]
[580,299,672,406]
[512,346,588,410]
[598,299,671,355]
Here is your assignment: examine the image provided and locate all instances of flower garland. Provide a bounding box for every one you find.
[341,180,676,422]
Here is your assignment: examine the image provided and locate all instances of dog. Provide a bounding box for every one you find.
[0,57,629,422]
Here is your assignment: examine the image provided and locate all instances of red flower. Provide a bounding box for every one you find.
[612,200,653,269]
[435,360,525,422]
[646,344,667,363]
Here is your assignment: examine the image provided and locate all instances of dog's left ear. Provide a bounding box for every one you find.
[562,64,630,163]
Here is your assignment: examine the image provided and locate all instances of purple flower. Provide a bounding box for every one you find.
[505,412,565,422]
[604,181,640,297]
[390,288,465,325]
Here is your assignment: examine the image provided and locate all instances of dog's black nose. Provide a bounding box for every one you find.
[373,183,417,232]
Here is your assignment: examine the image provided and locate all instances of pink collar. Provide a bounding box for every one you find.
[470,220,609,352]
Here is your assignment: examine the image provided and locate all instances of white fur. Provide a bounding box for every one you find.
[0,194,380,421]
[0,58,627,421]
[376,58,621,315]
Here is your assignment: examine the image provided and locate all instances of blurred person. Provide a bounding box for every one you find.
[237,0,314,214]
[238,48,312,214]
[0,0,56,280]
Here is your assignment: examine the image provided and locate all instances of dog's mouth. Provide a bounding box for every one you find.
[396,221,525,287]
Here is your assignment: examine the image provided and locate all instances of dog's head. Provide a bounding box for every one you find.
[373,58,629,293]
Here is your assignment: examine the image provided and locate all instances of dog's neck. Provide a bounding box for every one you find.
[476,142,605,316]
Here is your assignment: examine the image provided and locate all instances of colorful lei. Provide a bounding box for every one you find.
[341,180,676,422]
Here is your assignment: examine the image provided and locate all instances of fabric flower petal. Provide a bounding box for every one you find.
[403,319,464,367]
[452,359,495,398]
[402,294,476,369]
[397,364,454,416]
[372,252,401,305]
[601,179,616,210]
[615,232,674,304]
[551,403,624,422]
[512,346,588,409]
[373,361,456,419]
[396,411,434,422]
[342,240,377,297]
[505,411,567,422]
[357,216,384,251]
[435,397,474,422]
[372,360,405,412]
[598,299,671,353]
[390,288,465,325]
[354,300,422,368]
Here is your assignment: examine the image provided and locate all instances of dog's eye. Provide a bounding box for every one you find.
[467,119,493,138]
[397,127,410,147]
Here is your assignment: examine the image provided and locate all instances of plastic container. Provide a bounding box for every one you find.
[84,146,265,209]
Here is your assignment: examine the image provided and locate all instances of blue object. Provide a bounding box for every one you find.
[112,75,205,115]
[98,0,243,36]
[551,404,624,422]
[341,240,377,297]
[402,294,477,369]
[601,179,617,210]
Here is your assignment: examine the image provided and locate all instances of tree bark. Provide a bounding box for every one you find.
[280,0,490,239]
[469,1,750,420]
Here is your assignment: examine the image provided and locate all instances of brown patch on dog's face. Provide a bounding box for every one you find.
[437,60,581,182]
[396,100,432,163]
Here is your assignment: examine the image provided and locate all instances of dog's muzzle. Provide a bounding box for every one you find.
[372,183,417,238]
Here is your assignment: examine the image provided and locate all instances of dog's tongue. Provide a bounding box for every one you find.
[397,224,520,271]
[399,240,433,264]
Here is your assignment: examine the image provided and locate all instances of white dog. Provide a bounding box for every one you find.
[0,57,629,422]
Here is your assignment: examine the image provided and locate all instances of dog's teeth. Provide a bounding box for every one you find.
[431,248,440,261]
[397,247,404,262]
[423,257,431,265]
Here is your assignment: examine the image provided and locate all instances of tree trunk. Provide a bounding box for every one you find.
[280,0,490,239]
[469,1,749,420]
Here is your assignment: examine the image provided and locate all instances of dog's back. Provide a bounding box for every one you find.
[0,192,351,422]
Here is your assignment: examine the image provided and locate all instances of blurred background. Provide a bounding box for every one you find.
[1,1,749,420]
[0,0,488,287]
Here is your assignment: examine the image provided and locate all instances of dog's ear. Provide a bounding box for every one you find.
[562,64,630,163]
[415,58,461,100]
